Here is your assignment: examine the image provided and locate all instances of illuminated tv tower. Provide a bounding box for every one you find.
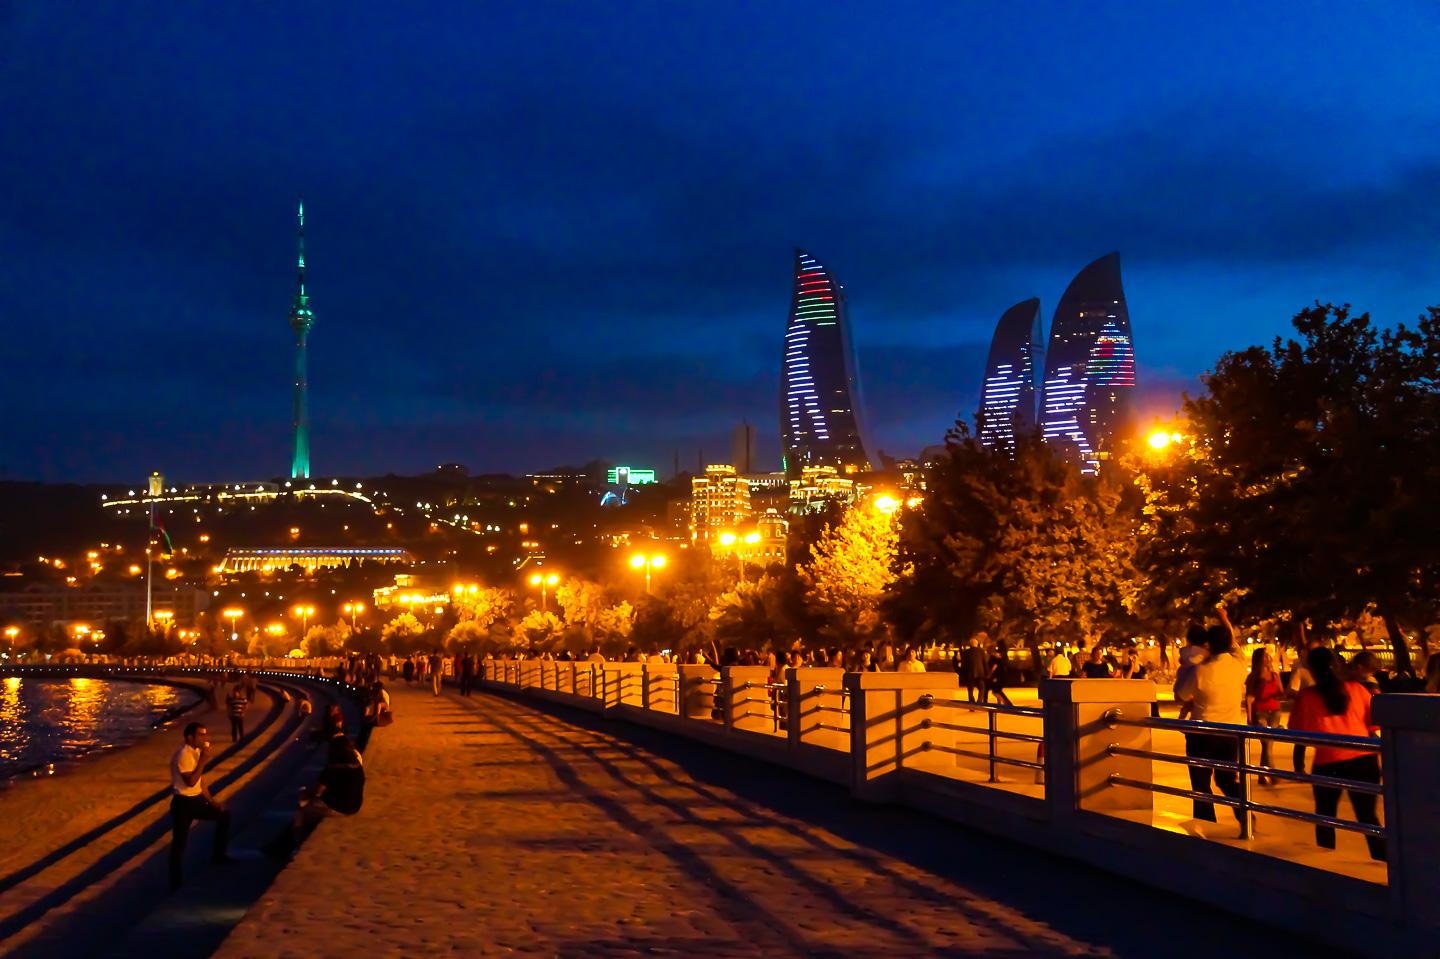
[289,200,314,480]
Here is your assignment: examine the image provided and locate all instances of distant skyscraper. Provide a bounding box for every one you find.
[289,201,314,480]
[731,422,758,474]
[977,297,1043,453]
[779,249,870,477]
[1040,253,1136,472]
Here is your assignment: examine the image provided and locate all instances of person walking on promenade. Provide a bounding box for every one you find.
[1046,645,1073,679]
[959,637,988,702]
[987,642,1015,706]
[402,655,415,685]
[1173,624,1209,720]
[1287,622,1320,772]
[1245,648,1284,784]
[1289,647,1386,862]
[1082,646,1113,678]
[1175,622,1247,829]
[896,646,926,673]
[226,682,249,742]
[168,722,231,889]
[459,653,476,697]
[429,649,444,696]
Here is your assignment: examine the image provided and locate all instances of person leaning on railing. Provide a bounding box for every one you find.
[1287,647,1386,862]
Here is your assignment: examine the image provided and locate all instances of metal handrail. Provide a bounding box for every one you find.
[919,694,1042,718]
[1109,775,1385,838]
[929,742,1044,771]
[1104,711,1380,753]
[1104,711,1384,841]
[1106,744,1384,796]
[925,719,1043,744]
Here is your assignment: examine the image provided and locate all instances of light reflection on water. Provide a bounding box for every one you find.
[0,678,198,779]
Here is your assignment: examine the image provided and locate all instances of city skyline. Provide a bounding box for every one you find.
[4,4,1440,481]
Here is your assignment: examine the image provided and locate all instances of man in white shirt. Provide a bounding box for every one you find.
[896,647,926,673]
[169,722,231,889]
[1047,648,1073,678]
[1174,620,1248,828]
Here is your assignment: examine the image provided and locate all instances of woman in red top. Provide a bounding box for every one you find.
[1288,647,1386,862]
[1245,649,1284,784]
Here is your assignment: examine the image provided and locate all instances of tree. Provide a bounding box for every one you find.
[381,612,426,653]
[1147,304,1440,671]
[303,621,349,657]
[888,424,1143,652]
[554,579,635,655]
[453,587,514,631]
[801,502,903,647]
[517,609,562,650]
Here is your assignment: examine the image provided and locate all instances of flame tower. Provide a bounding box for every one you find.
[1039,252,1136,473]
[779,249,871,476]
[977,297,1043,454]
[289,201,314,480]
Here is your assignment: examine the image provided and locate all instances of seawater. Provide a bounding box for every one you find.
[0,677,199,779]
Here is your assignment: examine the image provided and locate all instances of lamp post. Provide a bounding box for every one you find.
[293,604,316,637]
[528,572,559,611]
[716,531,760,583]
[3,625,17,657]
[629,552,666,594]
[342,602,365,632]
[222,607,244,643]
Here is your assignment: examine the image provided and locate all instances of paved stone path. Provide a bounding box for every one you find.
[215,686,1336,958]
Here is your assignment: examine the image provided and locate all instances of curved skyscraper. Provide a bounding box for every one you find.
[779,249,870,476]
[977,297,1043,453]
[1040,253,1136,473]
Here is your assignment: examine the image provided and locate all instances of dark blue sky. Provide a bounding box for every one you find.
[3,2,1438,482]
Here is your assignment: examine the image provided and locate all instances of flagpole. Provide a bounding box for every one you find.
[146,499,154,629]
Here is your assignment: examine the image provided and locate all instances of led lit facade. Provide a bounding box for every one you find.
[977,297,1043,453]
[780,249,871,477]
[1040,253,1136,473]
[289,200,315,480]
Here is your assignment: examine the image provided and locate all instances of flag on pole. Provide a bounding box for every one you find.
[151,514,173,556]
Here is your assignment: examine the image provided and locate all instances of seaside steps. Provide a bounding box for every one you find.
[0,672,353,957]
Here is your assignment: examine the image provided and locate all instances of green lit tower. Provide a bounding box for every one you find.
[289,200,314,480]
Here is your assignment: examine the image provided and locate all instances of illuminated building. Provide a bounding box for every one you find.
[787,465,855,515]
[373,573,454,610]
[289,200,315,480]
[605,466,657,485]
[977,298,1043,454]
[780,249,871,477]
[218,547,412,575]
[690,465,752,540]
[0,583,209,627]
[1040,253,1136,472]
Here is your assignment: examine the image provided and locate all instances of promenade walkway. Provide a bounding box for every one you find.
[216,686,1333,958]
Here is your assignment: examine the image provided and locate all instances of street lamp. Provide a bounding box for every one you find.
[342,601,365,631]
[292,604,316,636]
[1147,430,1184,453]
[154,610,174,633]
[528,572,560,611]
[874,494,901,515]
[222,607,244,641]
[629,552,666,594]
[716,532,760,583]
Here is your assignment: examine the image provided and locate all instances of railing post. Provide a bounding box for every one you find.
[788,667,848,751]
[540,660,556,691]
[844,672,960,803]
[601,662,644,709]
[722,666,774,733]
[1373,693,1440,941]
[677,664,719,720]
[1040,679,1156,826]
[643,663,678,713]
[555,661,576,695]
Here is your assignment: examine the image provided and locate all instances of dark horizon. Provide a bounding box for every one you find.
[4,3,1439,484]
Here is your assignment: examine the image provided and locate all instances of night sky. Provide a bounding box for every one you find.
[3,2,1439,482]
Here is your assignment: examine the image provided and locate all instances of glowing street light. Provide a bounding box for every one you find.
[222,607,244,643]
[629,553,666,594]
[874,494,901,515]
[527,571,560,610]
[715,531,761,583]
[342,601,365,631]
[1146,430,1185,455]
[292,604,316,635]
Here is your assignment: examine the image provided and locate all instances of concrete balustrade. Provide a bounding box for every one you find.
[1041,678,1155,825]
[678,664,719,720]
[723,666,777,735]
[477,662,1440,955]
[642,663,678,714]
[601,663,645,709]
